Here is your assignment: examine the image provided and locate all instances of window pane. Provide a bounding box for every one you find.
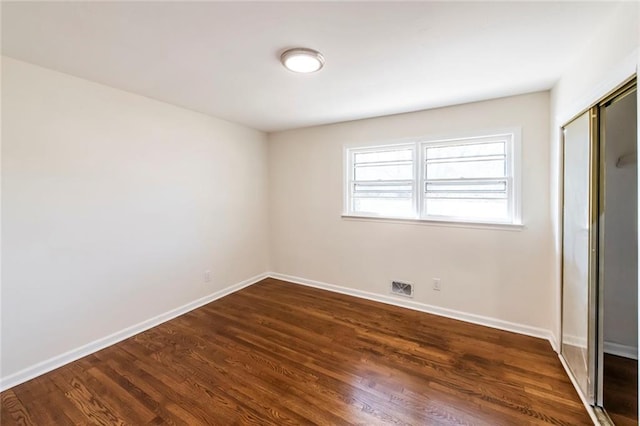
[354,183,412,198]
[355,148,413,164]
[354,198,414,217]
[426,181,506,193]
[426,159,505,179]
[426,180,507,199]
[424,198,509,220]
[356,183,413,192]
[355,164,413,181]
[426,192,506,200]
[426,142,505,160]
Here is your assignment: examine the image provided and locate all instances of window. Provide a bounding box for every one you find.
[347,144,416,218]
[344,131,521,225]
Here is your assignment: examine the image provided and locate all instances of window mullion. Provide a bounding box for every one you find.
[414,143,421,218]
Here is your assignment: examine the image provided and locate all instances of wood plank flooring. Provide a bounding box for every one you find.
[1,278,591,425]
[604,353,637,426]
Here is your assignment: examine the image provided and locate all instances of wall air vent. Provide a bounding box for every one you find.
[391,281,413,298]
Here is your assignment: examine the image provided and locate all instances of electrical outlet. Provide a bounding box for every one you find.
[432,278,441,291]
[204,270,211,283]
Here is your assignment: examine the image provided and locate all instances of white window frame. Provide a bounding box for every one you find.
[343,129,522,228]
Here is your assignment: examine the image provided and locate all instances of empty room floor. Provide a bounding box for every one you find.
[604,353,638,426]
[1,278,590,425]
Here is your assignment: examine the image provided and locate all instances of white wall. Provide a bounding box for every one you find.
[603,91,638,354]
[550,1,639,349]
[1,57,269,380]
[268,92,553,334]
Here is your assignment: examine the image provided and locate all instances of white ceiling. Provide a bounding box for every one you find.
[1,1,619,132]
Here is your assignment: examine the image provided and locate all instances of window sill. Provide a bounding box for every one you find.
[341,214,525,231]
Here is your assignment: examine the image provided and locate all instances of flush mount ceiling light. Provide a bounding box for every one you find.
[280,48,325,73]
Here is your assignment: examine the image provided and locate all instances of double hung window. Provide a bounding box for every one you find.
[345,131,521,225]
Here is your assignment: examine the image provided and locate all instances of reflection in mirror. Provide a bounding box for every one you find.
[561,110,592,401]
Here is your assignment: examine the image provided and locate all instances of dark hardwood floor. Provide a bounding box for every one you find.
[1,278,591,425]
[604,353,637,426]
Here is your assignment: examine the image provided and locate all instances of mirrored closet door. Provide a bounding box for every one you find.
[562,109,597,403]
[561,79,637,424]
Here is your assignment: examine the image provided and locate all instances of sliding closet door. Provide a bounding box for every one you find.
[561,110,597,403]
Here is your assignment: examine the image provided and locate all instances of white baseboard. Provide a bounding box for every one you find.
[604,341,638,360]
[562,334,588,350]
[268,272,555,347]
[0,272,270,392]
[549,333,559,353]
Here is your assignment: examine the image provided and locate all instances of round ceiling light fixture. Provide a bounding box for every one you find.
[280,48,325,73]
